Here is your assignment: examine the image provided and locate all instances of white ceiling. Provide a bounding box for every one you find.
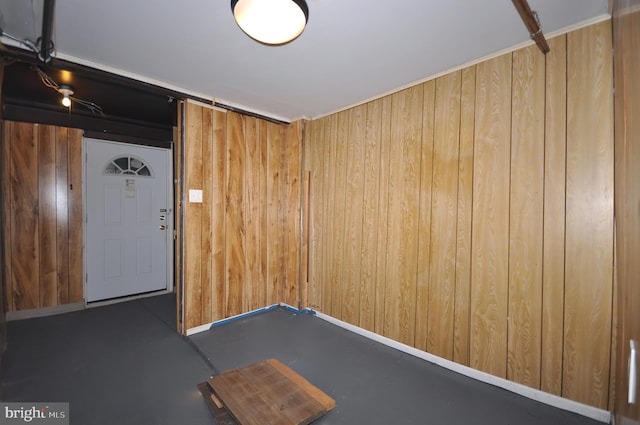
[45,0,610,121]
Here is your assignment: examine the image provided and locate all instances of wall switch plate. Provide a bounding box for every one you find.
[630,340,638,404]
[189,189,203,203]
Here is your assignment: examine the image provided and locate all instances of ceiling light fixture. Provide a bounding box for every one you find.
[58,85,74,108]
[231,0,308,45]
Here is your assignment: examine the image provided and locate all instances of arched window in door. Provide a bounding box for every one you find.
[104,155,152,177]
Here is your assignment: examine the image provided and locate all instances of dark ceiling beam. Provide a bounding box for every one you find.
[511,0,550,54]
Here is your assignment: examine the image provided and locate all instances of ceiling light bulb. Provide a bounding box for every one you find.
[58,85,74,108]
[231,0,308,45]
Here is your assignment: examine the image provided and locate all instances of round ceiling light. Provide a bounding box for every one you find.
[231,0,309,45]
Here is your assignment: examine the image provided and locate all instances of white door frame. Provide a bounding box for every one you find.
[83,137,174,305]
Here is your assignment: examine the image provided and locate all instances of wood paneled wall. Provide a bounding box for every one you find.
[305,21,614,409]
[1,121,84,311]
[613,1,640,422]
[181,102,302,331]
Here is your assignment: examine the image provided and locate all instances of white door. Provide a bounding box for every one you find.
[85,139,172,302]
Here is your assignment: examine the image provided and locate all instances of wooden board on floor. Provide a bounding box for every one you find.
[206,359,335,425]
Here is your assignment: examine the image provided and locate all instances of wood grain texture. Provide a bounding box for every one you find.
[10,121,40,310]
[564,20,614,409]
[67,128,83,304]
[507,44,545,388]
[329,111,349,319]
[384,86,423,346]
[211,110,227,321]
[184,101,204,328]
[453,66,476,366]
[55,127,70,305]
[341,104,366,324]
[266,121,284,306]
[415,80,435,352]
[613,3,640,421]
[225,112,246,318]
[307,119,325,311]
[470,53,512,378]
[541,34,567,396]
[38,125,58,307]
[284,121,302,307]
[2,123,12,312]
[174,109,183,332]
[359,99,383,332]
[427,73,461,359]
[244,116,260,311]
[201,107,214,324]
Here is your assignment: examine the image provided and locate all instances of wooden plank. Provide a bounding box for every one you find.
[38,125,58,308]
[67,128,83,303]
[359,99,383,331]
[201,107,214,324]
[1,123,13,311]
[184,101,204,328]
[321,115,338,315]
[453,65,476,366]
[10,121,40,311]
[174,107,183,332]
[470,53,512,378]
[341,104,366,325]
[384,85,423,346]
[330,111,349,319]
[244,116,260,311]
[564,20,614,409]
[374,96,392,335]
[266,359,336,411]
[307,119,325,311]
[55,127,70,306]
[211,110,228,321]
[507,43,545,388]
[266,122,283,305]
[258,120,268,310]
[225,112,246,318]
[427,72,461,359]
[208,359,332,425]
[541,34,567,396]
[283,121,302,307]
[612,4,640,420]
[415,80,435,352]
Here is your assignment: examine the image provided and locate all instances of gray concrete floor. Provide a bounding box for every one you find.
[2,295,608,425]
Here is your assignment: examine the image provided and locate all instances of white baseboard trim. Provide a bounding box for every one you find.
[314,311,612,424]
[6,302,86,321]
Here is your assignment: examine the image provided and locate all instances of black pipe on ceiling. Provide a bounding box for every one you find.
[38,0,56,63]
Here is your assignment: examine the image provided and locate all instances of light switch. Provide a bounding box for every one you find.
[189,189,203,203]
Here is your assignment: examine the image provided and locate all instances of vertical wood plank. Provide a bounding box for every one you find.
[211,110,227,321]
[2,123,13,311]
[322,115,338,315]
[341,105,366,324]
[359,99,382,331]
[38,125,58,307]
[67,128,83,303]
[308,119,325,311]
[384,85,423,346]
[10,121,40,310]
[244,116,260,311]
[453,65,476,366]
[184,101,204,328]
[564,20,614,408]
[507,44,545,388]
[541,34,567,396]
[201,107,214,324]
[174,107,183,332]
[55,127,70,306]
[470,53,512,378]
[427,73,461,359]
[258,120,269,309]
[330,111,349,319]
[266,122,283,305]
[415,80,435,351]
[374,97,392,335]
[283,121,302,307]
[226,112,246,317]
